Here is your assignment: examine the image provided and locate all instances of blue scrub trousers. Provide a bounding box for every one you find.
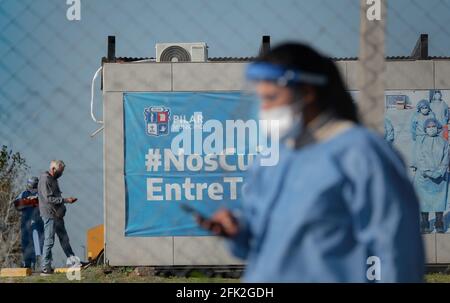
[20,207,44,268]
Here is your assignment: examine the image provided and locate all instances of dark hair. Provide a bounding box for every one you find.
[257,43,360,123]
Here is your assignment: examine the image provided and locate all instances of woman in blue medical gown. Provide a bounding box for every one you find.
[411,100,435,168]
[414,118,449,233]
[197,43,424,282]
[429,90,449,128]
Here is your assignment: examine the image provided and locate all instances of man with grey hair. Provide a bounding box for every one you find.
[38,160,78,275]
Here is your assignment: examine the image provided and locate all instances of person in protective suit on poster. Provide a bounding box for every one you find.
[384,117,394,143]
[195,43,424,282]
[411,100,436,168]
[429,90,449,140]
[413,118,449,233]
[12,177,44,269]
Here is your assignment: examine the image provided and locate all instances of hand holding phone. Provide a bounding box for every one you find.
[66,197,78,204]
[180,204,239,238]
[180,204,209,220]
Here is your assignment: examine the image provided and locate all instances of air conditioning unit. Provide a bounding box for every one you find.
[155,42,208,62]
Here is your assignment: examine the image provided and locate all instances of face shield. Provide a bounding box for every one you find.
[244,62,328,113]
[244,62,328,138]
[245,62,328,88]
[26,177,39,193]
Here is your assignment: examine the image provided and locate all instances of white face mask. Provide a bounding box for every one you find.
[426,126,438,137]
[433,93,441,101]
[260,104,300,138]
[420,107,430,115]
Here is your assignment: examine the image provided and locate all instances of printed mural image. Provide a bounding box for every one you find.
[384,90,450,233]
[384,117,395,143]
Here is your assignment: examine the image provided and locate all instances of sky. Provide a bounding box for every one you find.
[1,0,450,265]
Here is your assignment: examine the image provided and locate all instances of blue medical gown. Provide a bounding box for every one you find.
[411,112,436,168]
[229,126,424,282]
[384,118,394,143]
[413,133,449,212]
[430,100,449,127]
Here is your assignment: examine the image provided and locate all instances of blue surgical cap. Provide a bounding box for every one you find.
[423,118,440,130]
[27,176,39,189]
[416,99,430,112]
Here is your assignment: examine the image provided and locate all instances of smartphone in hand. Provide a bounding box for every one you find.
[180,204,237,237]
[180,204,210,220]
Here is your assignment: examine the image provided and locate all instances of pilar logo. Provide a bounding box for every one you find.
[144,106,171,136]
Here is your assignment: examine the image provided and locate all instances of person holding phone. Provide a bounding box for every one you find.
[197,43,424,282]
[38,160,79,275]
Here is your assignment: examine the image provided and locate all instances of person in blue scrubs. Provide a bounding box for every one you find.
[429,90,449,128]
[13,177,44,269]
[384,117,394,143]
[197,43,424,282]
[410,100,436,168]
[414,118,449,233]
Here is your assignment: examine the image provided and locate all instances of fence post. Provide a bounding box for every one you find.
[358,0,386,133]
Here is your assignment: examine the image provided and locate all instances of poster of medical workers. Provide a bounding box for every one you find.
[384,90,450,234]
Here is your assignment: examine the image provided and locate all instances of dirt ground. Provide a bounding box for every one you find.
[1,266,449,283]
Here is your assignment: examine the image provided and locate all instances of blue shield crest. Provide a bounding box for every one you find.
[144,106,170,136]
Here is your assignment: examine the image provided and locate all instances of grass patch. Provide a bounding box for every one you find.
[425,273,450,283]
[0,266,239,283]
[2,267,450,283]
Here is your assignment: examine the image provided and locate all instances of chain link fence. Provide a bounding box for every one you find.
[1,0,450,277]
